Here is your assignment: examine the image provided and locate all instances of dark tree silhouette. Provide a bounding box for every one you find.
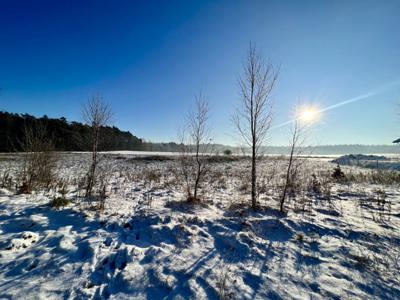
[0,111,143,152]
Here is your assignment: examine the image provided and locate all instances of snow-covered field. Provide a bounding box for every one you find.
[0,153,399,299]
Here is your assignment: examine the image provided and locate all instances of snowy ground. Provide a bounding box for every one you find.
[0,153,399,299]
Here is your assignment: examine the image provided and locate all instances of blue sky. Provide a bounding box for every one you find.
[0,0,399,145]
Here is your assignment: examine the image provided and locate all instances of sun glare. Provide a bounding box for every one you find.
[297,105,320,124]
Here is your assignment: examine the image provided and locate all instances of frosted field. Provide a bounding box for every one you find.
[0,153,399,299]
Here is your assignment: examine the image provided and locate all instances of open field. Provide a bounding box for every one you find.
[0,152,399,299]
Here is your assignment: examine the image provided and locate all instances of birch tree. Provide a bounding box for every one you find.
[233,44,278,210]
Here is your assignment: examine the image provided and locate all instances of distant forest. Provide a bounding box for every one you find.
[0,111,145,152]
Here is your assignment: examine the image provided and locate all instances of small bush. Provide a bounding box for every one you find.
[18,181,32,194]
[310,174,321,194]
[332,164,345,180]
[18,124,57,192]
[223,149,232,156]
[0,170,13,189]
[296,233,304,242]
[51,197,69,209]
[187,195,202,204]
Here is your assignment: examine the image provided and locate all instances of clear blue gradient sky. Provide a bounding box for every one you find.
[0,0,399,145]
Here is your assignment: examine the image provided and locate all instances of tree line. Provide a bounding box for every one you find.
[0,111,144,152]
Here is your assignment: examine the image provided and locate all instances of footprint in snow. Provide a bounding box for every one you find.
[5,231,39,251]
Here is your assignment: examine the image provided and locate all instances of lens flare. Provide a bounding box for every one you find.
[271,78,400,130]
[297,105,320,124]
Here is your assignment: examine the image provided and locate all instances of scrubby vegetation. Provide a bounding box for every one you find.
[0,152,399,299]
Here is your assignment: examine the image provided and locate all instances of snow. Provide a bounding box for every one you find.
[333,154,400,170]
[0,153,399,299]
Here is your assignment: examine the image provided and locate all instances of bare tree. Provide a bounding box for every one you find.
[280,103,317,212]
[18,123,57,193]
[178,92,211,201]
[82,95,112,197]
[233,44,279,210]
[280,120,305,212]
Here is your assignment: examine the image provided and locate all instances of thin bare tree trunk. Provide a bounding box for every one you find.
[251,141,257,210]
[194,142,201,200]
[86,127,99,197]
[280,119,306,212]
[281,142,295,212]
[233,43,278,211]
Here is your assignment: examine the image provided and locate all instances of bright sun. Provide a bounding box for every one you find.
[297,105,320,124]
